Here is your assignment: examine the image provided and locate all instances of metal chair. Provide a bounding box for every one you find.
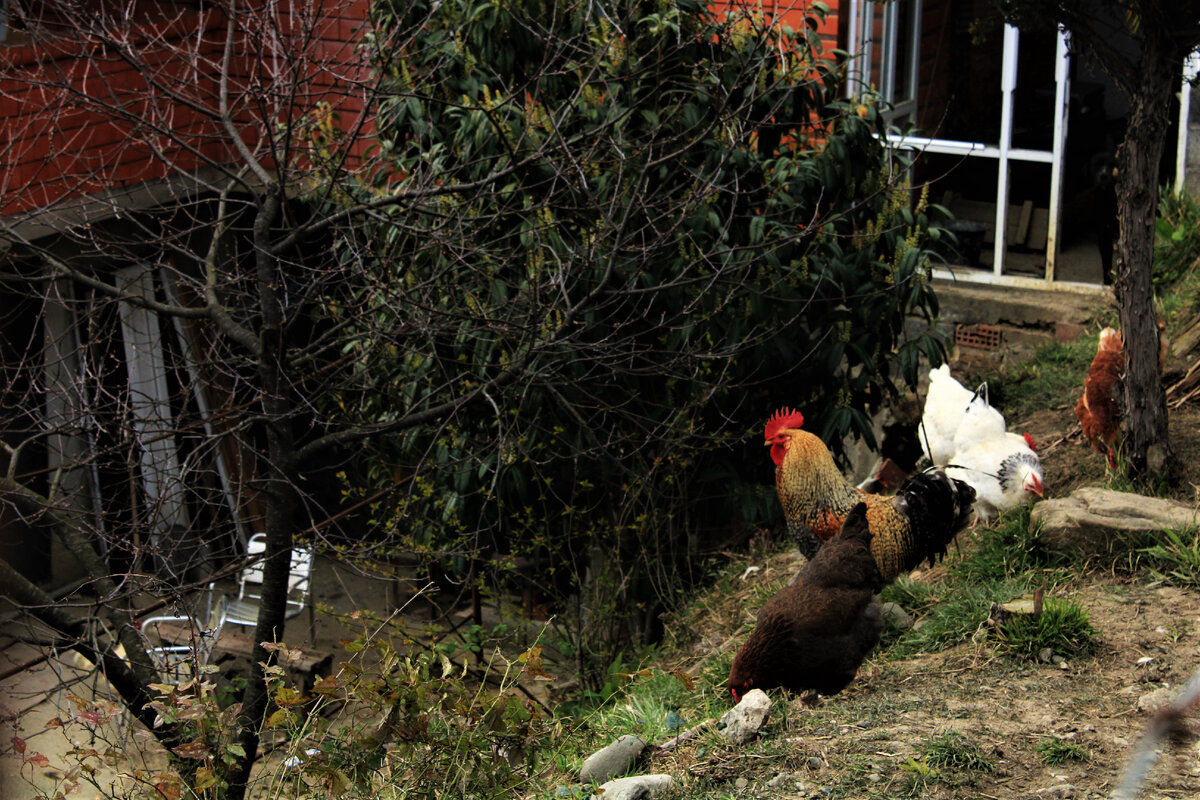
[224,534,314,641]
[141,593,228,685]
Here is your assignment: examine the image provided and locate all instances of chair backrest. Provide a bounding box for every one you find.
[142,594,227,684]
[240,534,312,599]
[241,533,268,586]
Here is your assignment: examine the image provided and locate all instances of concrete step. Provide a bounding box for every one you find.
[932,278,1109,329]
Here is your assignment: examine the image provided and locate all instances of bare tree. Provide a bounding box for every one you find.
[0,0,944,796]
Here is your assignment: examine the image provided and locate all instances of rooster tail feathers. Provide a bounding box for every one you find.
[891,470,975,572]
[971,382,990,406]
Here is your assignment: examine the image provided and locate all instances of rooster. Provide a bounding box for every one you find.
[1075,327,1124,468]
[766,408,975,583]
[729,502,884,703]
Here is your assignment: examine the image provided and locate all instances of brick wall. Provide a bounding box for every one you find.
[0,0,373,218]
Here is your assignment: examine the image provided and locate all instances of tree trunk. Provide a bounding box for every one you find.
[1113,34,1176,477]
[224,192,299,799]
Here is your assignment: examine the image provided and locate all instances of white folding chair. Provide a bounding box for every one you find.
[224,534,314,640]
[141,593,228,685]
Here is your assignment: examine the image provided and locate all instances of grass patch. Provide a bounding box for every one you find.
[921,730,996,773]
[880,574,939,614]
[1104,448,1175,497]
[997,596,1096,661]
[951,506,1061,582]
[1139,526,1200,586]
[884,579,1022,658]
[1037,736,1090,765]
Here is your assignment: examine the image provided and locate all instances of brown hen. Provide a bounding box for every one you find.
[728,502,883,703]
[1075,327,1124,468]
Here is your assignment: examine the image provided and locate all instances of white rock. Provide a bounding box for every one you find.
[881,602,913,630]
[591,774,674,800]
[1137,687,1175,713]
[1031,488,1200,556]
[719,688,771,744]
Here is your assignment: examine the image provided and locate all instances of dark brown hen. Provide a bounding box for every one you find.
[728,502,884,702]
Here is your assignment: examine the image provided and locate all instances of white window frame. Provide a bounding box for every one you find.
[849,4,1097,290]
[847,1,922,126]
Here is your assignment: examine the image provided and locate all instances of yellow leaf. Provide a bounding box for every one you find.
[194,766,217,791]
[266,709,295,729]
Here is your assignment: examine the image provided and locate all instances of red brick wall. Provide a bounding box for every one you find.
[0,0,373,218]
[711,0,842,53]
[2,1,847,219]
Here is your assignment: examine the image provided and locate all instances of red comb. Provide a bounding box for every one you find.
[1023,432,1037,452]
[765,408,804,440]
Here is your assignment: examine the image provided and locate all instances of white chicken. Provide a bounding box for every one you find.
[918,364,975,466]
[946,430,1044,521]
[949,383,1006,454]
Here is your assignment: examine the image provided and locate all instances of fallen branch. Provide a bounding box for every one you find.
[1039,424,1083,454]
[654,718,714,753]
[1166,356,1200,407]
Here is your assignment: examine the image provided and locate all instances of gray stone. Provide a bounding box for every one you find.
[590,774,674,800]
[1029,488,1200,556]
[719,688,771,744]
[579,734,645,783]
[807,755,824,770]
[881,602,913,630]
[766,773,796,788]
[1137,686,1175,713]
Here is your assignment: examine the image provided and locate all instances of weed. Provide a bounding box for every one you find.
[880,574,939,613]
[1139,526,1200,586]
[998,596,1096,660]
[1154,188,1200,290]
[900,756,942,796]
[1037,736,1090,765]
[1106,448,1173,497]
[921,730,996,773]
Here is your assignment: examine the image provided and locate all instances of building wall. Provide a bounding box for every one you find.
[0,1,373,219]
[711,0,841,52]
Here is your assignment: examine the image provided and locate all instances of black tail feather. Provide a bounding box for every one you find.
[891,470,975,573]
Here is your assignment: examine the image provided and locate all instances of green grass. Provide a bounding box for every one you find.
[883,577,1028,658]
[1037,736,1090,765]
[921,730,996,773]
[987,336,1100,421]
[997,596,1096,661]
[951,506,1062,582]
[897,730,995,795]
[1139,526,1200,586]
